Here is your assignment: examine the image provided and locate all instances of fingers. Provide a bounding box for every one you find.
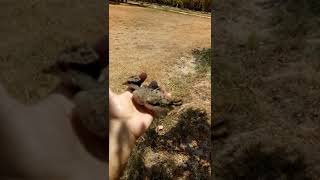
[110,88,133,99]
[125,87,134,93]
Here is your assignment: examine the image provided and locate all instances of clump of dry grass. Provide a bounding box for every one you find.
[192,48,211,73]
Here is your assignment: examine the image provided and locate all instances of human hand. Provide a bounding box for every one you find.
[108,87,157,180]
[0,85,106,179]
[109,88,154,138]
[108,75,173,180]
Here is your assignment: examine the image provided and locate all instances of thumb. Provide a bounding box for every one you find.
[109,88,118,118]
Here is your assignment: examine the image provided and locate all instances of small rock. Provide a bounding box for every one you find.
[195,156,200,161]
[193,140,198,147]
[180,143,187,150]
[158,125,164,131]
[188,140,198,148]
[183,170,191,176]
[200,160,210,168]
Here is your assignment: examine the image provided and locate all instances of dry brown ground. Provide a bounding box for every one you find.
[109,3,211,179]
[0,0,105,103]
[214,0,320,179]
[109,4,211,92]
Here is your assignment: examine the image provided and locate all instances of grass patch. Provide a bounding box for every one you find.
[121,147,146,180]
[167,73,195,100]
[146,159,176,180]
[192,48,211,73]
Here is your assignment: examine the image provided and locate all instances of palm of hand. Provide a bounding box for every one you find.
[109,89,154,138]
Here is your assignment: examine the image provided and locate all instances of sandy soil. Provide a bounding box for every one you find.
[0,0,105,103]
[109,4,211,92]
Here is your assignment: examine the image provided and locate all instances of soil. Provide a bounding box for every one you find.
[214,0,320,179]
[109,4,211,92]
[0,0,105,103]
[0,0,107,178]
[109,3,211,179]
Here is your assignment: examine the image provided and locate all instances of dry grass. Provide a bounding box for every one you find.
[213,0,320,179]
[109,3,211,179]
[119,47,211,179]
[0,0,104,103]
[109,4,210,92]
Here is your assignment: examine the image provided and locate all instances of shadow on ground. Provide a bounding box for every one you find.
[123,107,211,179]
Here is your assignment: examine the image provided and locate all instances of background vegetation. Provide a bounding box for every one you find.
[131,0,211,12]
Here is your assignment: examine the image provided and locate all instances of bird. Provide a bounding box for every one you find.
[122,72,148,90]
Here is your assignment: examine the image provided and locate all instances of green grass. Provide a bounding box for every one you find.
[192,48,211,73]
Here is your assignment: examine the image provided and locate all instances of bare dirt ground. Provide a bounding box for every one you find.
[214,0,320,179]
[0,0,105,103]
[109,4,211,179]
[109,4,211,92]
